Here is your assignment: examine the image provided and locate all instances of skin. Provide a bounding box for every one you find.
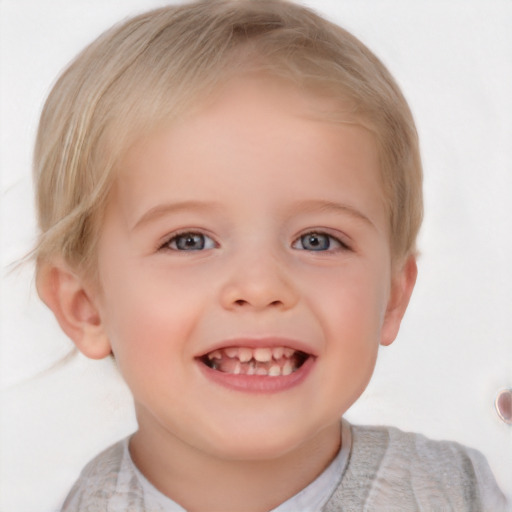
[39,75,417,511]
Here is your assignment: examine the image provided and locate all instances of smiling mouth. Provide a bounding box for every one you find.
[200,346,309,377]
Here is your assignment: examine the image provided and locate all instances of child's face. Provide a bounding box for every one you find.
[91,76,413,460]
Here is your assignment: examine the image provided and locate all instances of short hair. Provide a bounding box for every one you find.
[34,0,422,278]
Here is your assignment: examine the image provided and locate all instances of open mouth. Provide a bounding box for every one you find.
[199,346,310,377]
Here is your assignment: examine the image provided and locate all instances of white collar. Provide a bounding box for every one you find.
[271,419,351,512]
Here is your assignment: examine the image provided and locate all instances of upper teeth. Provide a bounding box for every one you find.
[253,348,272,362]
[207,346,296,363]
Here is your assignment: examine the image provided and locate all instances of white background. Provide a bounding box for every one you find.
[1,1,511,510]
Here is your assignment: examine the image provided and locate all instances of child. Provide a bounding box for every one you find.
[32,0,508,510]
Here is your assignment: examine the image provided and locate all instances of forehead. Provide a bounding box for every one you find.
[110,75,385,229]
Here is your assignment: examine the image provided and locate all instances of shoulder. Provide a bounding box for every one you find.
[60,437,146,512]
[324,423,509,512]
[351,423,486,478]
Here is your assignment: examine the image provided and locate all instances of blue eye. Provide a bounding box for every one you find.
[293,232,345,251]
[165,232,216,251]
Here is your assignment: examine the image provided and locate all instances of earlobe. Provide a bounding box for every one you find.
[380,255,418,347]
[36,260,112,359]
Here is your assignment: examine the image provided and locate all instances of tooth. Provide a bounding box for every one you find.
[272,347,284,360]
[253,348,272,362]
[233,361,241,375]
[208,350,222,360]
[268,365,281,377]
[282,361,293,376]
[283,348,295,358]
[247,363,256,375]
[256,367,268,376]
[238,347,253,362]
[225,347,238,358]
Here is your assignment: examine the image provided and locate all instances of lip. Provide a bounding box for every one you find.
[195,337,317,394]
[197,354,315,394]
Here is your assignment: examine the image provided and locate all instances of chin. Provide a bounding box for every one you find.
[195,414,330,463]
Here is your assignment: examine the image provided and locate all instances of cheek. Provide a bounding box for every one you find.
[101,294,196,404]
[98,264,205,380]
[303,262,389,339]
[303,262,388,401]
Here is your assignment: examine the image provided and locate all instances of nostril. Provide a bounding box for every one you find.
[232,298,283,308]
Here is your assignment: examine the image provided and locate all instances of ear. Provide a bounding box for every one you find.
[36,259,112,359]
[380,255,418,347]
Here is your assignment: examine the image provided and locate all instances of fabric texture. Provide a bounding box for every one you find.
[323,424,509,512]
[61,422,509,512]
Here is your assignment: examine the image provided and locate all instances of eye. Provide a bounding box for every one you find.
[163,232,216,251]
[292,232,347,252]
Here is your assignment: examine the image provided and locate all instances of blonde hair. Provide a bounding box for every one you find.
[34,0,422,278]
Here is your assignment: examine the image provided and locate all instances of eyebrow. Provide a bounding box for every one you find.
[131,200,222,231]
[131,198,376,231]
[290,199,376,229]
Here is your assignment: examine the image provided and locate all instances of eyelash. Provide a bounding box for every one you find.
[159,230,350,253]
[159,231,217,252]
[292,231,350,252]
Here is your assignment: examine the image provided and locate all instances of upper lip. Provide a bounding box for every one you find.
[196,337,318,359]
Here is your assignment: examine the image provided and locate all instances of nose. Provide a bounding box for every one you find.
[219,251,299,312]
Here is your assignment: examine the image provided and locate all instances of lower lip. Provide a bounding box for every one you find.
[197,356,315,394]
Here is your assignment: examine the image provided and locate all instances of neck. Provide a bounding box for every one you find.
[130,413,341,512]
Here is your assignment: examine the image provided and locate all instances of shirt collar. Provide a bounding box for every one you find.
[271,419,351,512]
